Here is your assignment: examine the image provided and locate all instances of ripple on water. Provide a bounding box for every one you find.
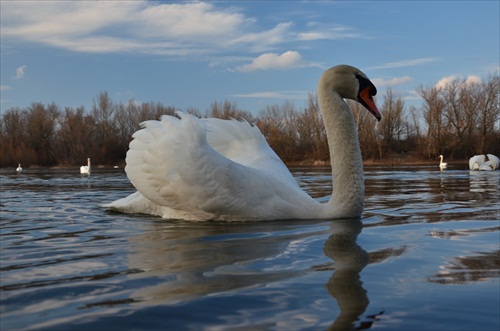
[0,167,498,330]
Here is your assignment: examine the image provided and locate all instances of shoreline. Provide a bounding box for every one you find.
[4,158,474,169]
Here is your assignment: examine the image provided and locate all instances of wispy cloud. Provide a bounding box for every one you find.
[0,2,365,59]
[232,90,307,100]
[0,2,290,56]
[13,65,28,80]
[369,58,439,70]
[0,85,12,91]
[236,51,308,72]
[372,76,413,87]
[297,25,363,41]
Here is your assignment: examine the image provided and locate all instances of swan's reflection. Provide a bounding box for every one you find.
[126,219,373,329]
[469,170,499,193]
[323,220,370,330]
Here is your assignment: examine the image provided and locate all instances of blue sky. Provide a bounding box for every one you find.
[1,1,499,115]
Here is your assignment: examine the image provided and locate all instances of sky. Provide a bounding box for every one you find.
[1,1,499,115]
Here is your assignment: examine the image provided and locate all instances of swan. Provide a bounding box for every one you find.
[80,158,91,174]
[439,155,447,170]
[16,163,22,172]
[469,154,500,171]
[105,64,381,221]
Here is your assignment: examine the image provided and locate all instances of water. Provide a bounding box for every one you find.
[1,166,499,330]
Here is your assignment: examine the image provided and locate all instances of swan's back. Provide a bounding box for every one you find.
[203,117,293,182]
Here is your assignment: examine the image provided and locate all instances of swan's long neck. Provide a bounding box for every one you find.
[319,91,364,218]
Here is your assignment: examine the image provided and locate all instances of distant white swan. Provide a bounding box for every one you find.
[105,65,381,221]
[469,154,500,171]
[16,163,22,172]
[80,158,91,174]
[439,155,447,170]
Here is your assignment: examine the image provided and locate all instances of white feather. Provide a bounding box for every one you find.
[469,154,499,171]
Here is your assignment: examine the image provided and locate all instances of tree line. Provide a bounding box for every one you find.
[1,72,498,168]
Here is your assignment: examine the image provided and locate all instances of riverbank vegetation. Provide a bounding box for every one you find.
[1,73,498,168]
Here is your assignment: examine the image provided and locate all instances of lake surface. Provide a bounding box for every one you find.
[1,166,499,330]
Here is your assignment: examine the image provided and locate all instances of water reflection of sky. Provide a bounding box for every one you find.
[0,167,498,330]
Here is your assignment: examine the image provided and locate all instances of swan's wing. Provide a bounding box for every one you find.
[202,117,296,184]
[124,113,306,220]
[469,155,485,170]
[486,154,500,170]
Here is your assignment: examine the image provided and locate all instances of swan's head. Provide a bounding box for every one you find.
[319,65,381,121]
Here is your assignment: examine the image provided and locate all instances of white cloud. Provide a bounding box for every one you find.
[232,90,307,100]
[435,75,458,89]
[435,74,482,89]
[13,65,28,80]
[369,58,439,70]
[0,85,12,91]
[136,2,247,38]
[465,75,481,85]
[371,76,413,87]
[236,51,307,72]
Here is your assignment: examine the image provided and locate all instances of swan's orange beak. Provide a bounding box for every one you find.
[358,87,381,121]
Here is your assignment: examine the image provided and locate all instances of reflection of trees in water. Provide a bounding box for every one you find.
[428,251,500,285]
[362,169,499,226]
[368,246,407,263]
[469,171,500,193]
[428,226,500,239]
[427,225,500,285]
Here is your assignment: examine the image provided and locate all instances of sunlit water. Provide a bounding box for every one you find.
[1,166,499,331]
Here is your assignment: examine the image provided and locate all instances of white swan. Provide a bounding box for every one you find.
[105,65,381,221]
[469,154,500,171]
[80,158,91,174]
[439,155,447,170]
[16,163,22,172]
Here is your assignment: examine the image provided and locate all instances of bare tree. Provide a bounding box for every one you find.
[295,92,328,161]
[25,102,60,165]
[91,91,119,162]
[206,100,254,122]
[476,73,500,155]
[417,85,447,158]
[56,106,94,164]
[0,108,33,166]
[376,89,406,158]
[257,101,299,161]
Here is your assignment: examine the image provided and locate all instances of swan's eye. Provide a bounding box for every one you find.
[369,88,376,98]
[356,74,377,96]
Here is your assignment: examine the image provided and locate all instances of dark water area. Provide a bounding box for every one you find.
[1,166,499,330]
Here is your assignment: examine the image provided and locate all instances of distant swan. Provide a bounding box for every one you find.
[469,154,500,171]
[105,65,381,221]
[439,155,447,170]
[80,158,91,174]
[16,163,22,172]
